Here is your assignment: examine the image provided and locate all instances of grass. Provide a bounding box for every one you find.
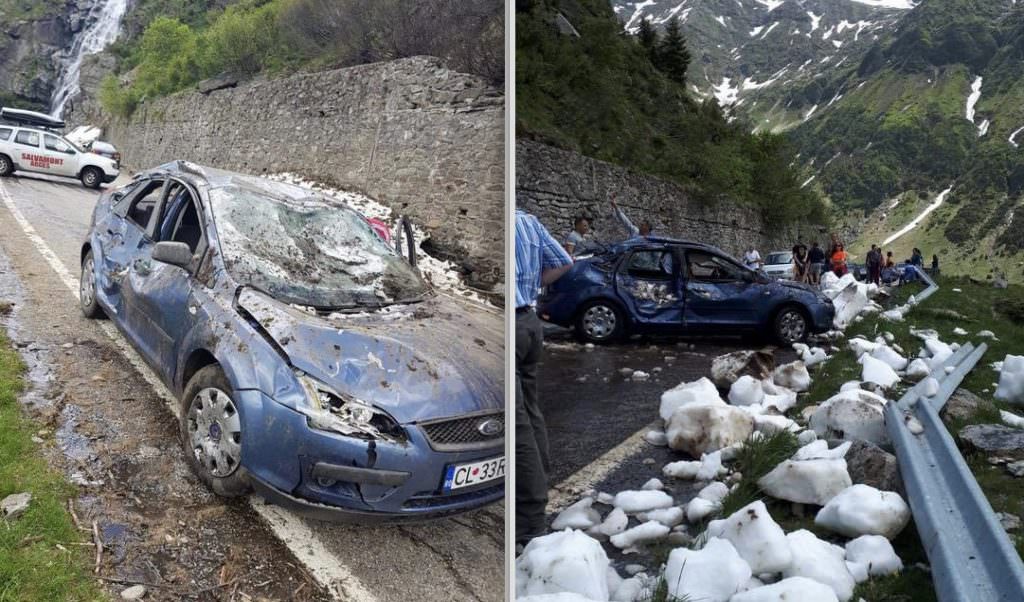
[0,331,106,601]
[718,430,801,518]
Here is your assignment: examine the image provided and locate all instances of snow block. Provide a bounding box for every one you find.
[515,530,610,600]
[664,537,752,602]
[666,404,754,457]
[705,501,792,574]
[730,577,839,602]
[782,530,856,602]
[815,484,910,539]
[758,458,852,506]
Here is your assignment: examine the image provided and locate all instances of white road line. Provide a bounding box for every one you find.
[546,420,660,512]
[0,179,378,602]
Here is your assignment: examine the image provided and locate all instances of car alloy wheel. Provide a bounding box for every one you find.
[186,387,243,478]
[778,309,807,343]
[582,304,617,340]
[80,256,95,308]
[0,155,11,176]
[83,170,98,187]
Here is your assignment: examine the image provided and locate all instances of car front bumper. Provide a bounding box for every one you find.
[809,300,836,332]
[238,390,504,522]
[102,171,119,183]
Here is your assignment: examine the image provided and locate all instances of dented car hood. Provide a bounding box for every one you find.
[237,288,502,424]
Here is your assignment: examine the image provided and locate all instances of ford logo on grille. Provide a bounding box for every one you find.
[477,418,503,437]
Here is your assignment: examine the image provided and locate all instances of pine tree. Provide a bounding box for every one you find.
[655,18,691,84]
[637,18,658,63]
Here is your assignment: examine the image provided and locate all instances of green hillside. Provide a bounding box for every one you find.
[516,0,827,227]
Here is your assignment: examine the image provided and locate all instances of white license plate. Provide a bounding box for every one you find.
[443,456,505,492]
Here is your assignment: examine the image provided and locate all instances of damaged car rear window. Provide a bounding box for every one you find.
[208,184,429,309]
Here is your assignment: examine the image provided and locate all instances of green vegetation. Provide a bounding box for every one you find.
[0,332,105,601]
[717,430,800,518]
[0,0,61,21]
[100,0,502,117]
[516,0,828,226]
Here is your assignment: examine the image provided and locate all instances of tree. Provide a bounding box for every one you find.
[655,17,690,84]
[637,18,658,62]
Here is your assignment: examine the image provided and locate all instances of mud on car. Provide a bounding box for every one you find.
[538,237,835,345]
[79,161,504,520]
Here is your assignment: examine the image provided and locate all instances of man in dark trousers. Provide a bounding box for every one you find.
[866,244,882,286]
[515,209,573,549]
[808,241,826,285]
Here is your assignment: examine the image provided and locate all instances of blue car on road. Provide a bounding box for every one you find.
[538,237,835,345]
[79,161,504,521]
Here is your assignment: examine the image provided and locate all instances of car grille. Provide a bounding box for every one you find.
[418,412,504,452]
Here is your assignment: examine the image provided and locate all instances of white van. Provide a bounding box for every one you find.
[0,111,120,189]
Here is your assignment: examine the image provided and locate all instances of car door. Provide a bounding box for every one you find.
[41,134,78,177]
[683,248,762,329]
[123,179,209,380]
[11,129,43,174]
[614,246,684,327]
[96,178,165,323]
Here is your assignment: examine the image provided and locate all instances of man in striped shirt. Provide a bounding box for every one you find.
[515,209,573,547]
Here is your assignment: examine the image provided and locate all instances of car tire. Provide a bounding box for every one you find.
[179,365,251,498]
[575,300,625,344]
[79,250,105,319]
[0,154,13,176]
[80,167,102,189]
[774,306,809,345]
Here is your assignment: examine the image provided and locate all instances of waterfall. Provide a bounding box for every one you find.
[49,0,129,119]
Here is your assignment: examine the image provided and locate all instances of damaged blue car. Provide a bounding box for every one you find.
[538,237,834,345]
[79,161,504,521]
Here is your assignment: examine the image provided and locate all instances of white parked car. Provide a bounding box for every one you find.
[0,108,119,188]
[762,251,794,280]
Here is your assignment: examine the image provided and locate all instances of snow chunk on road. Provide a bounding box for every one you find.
[810,389,889,445]
[609,520,670,549]
[640,506,685,527]
[665,537,752,602]
[759,458,852,506]
[906,358,930,381]
[861,354,900,388]
[729,375,765,406]
[515,530,610,600]
[783,530,856,601]
[815,484,911,538]
[663,460,701,479]
[731,576,839,602]
[595,507,628,537]
[667,404,754,456]
[706,501,793,573]
[698,481,730,504]
[871,345,908,371]
[552,497,602,531]
[845,534,903,576]
[995,355,1024,404]
[659,377,724,422]
[644,429,667,446]
[612,490,675,514]
[773,361,811,392]
[687,497,719,523]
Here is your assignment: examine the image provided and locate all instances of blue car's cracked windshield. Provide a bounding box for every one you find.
[208,183,429,309]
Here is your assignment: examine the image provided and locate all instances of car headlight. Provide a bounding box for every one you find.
[296,372,406,443]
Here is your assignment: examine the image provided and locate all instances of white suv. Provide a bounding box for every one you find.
[0,125,120,188]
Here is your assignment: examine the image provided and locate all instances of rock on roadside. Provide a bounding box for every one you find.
[942,388,995,423]
[0,492,31,520]
[959,424,1024,459]
[845,440,902,494]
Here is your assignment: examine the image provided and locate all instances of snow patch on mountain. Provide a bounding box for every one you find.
[755,0,785,10]
[965,76,983,123]
[850,0,916,8]
[882,186,953,246]
[715,15,727,26]
[978,119,990,137]
[713,77,740,105]
[1009,125,1024,148]
[759,21,780,39]
[804,104,819,121]
[623,0,657,31]
[807,11,822,32]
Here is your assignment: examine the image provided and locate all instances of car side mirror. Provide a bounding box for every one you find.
[153,241,193,268]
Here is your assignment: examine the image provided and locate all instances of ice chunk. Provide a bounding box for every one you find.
[696,450,725,481]
[595,507,629,537]
[754,413,799,435]
[846,560,869,584]
[953,327,968,336]
[906,358,930,381]
[845,534,903,576]
[758,458,852,505]
[860,354,900,388]
[609,520,670,549]
[705,501,792,573]
[663,460,701,479]
[640,506,684,527]
[612,490,675,514]
[698,481,730,504]
[793,439,851,461]
[641,478,664,491]
[763,388,798,413]
[730,375,766,406]
[552,497,602,531]
[730,576,839,602]
[926,339,954,370]
[666,404,754,457]
[686,497,719,523]
[995,355,1024,404]
[880,308,906,322]
[782,530,856,602]
[773,361,811,392]
[848,337,879,358]
[1000,409,1024,429]
[644,429,668,446]
[659,377,724,422]
[921,376,940,397]
[664,537,753,602]
[871,345,908,371]
[809,389,889,445]
[978,330,997,339]
[515,530,610,600]
[815,484,911,538]
[839,380,862,392]
[611,575,650,602]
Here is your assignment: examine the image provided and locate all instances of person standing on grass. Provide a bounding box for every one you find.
[866,244,882,286]
[609,193,652,239]
[808,241,825,285]
[564,216,592,257]
[515,209,573,550]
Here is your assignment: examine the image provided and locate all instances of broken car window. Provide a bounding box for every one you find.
[126,181,165,233]
[686,251,748,283]
[208,184,429,309]
[627,250,675,280]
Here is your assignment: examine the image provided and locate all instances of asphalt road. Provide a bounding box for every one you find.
[0,172,502,602]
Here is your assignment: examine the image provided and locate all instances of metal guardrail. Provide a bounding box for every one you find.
[885,338,1024,602]
[908,264,939,304]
